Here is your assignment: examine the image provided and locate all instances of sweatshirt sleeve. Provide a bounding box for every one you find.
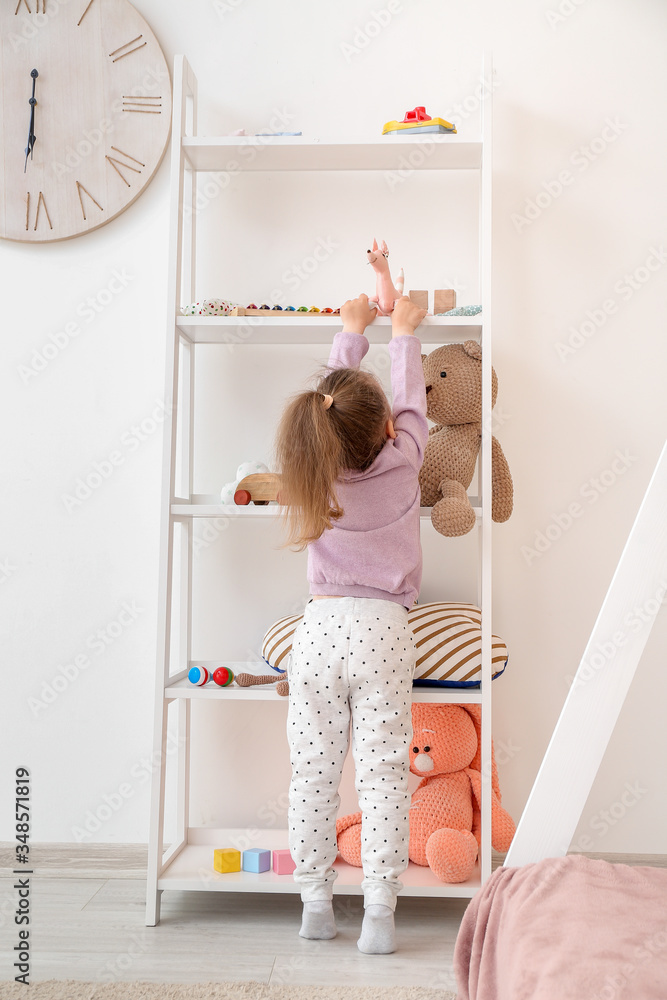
[327,330,369,370]
[388,335,429,471]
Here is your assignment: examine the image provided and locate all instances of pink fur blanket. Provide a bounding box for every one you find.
[454,854,667,1000]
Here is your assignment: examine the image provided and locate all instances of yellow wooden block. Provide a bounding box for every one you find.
[214,848,241,873]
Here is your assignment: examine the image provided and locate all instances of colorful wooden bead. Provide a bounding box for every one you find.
[259,304,270,310]
[272,849,296,875]
[333,308,340,314]
[243,848,271,873]
[308,307,321,313]
[321,307,333,314]
[284,305,295,311]
[296,306,308,312]
[213,666,235,687]
[271,305,283,310]
[247,303,257,310]
[213,848,241,873]
[188,666,210,686]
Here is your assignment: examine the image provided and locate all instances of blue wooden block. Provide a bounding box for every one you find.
[242,848,271,873]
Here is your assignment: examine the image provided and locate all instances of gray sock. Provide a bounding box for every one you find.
[357,902,396,954]
[300,900,337,939]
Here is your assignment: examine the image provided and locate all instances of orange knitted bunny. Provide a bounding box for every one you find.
[336,703,515,883]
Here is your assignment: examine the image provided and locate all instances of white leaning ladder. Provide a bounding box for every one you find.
[505,438,667,867]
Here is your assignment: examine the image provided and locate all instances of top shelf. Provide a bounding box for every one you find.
[181,136,483,172]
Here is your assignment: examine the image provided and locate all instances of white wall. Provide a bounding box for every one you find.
[3,0,667,855]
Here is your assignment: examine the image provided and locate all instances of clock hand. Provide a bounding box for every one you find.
[24,69,38,173]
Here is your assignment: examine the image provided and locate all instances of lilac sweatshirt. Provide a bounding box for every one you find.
[307,330,429,610]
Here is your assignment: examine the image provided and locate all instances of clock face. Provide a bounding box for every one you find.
[0,0,171,242]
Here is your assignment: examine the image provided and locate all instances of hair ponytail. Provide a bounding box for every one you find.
[275,366,390,551]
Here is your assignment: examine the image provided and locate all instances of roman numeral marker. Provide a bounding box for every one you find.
[76,181,103,220]
[122,95,162,115]
[77,0,96,25]
[105,145,145,187]
[26,191,52,231]
[109,35,147,62]
[15,0,44,12]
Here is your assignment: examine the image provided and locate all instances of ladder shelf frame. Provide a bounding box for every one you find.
[146,52,495,926]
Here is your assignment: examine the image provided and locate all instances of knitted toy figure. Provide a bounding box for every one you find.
[419,341,513,536]
[336,703,516,883]
[367,238,405,315]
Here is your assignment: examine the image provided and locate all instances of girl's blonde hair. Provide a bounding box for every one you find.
[275,366,390,551]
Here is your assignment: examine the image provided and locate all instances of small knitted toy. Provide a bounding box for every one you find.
[367,238,405,315]
[419,341,513,536]
[336,703,516,883]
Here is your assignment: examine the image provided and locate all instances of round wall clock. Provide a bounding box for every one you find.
[0,0,171,243]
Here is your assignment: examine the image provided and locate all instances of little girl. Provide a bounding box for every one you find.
[275,292,428,954]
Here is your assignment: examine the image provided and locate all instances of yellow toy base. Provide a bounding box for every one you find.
[382,117,457,135]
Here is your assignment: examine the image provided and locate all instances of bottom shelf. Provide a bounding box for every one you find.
[157,828,481,899]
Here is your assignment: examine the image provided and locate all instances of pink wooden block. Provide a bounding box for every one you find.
[272,849,296,875]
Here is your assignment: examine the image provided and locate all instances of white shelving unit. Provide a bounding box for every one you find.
[146,54,495,926]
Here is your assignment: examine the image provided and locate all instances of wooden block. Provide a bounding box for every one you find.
[213,848,241,873]
[408,290,428,310]
[433,289,456,313]
[235,472,282,504]
[272,849,296,875]
[243,848,271,873]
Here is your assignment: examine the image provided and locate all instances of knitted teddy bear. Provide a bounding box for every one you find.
[419,341,513,536]
[336,703,516,883]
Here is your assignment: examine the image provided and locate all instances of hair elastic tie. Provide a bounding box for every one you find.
[321,393,333,410]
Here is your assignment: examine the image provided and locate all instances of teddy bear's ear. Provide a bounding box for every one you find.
[462,340,482,361]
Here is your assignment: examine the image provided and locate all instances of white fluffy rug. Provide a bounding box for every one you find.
[0,983,456,999]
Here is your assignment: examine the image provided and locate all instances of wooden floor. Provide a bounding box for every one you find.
[0,844,469,989]
[1,845,664,988]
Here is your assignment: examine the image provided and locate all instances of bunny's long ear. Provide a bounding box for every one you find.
[463,703,501,801]
[372,238,378,251]
[381,239,388,254]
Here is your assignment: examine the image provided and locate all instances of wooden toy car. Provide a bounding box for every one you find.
[234,472,283,505]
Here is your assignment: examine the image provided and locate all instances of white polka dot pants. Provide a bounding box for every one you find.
[286,596,415,910]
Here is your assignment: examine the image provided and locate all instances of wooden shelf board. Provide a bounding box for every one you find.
[157,828,482,897]
[181,136,483,173]
[171,502,482,519]
[176,314,482,344]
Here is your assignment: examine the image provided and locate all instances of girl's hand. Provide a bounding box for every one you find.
[391,296,427,337]
[340,293,377,334]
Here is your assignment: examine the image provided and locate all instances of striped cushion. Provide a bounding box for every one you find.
[261,602,508,688]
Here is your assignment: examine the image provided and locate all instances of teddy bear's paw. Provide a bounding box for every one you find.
[492,495,514,523]
[425,828,478,883]
[336,823,363,867]
[431,482,476,536]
